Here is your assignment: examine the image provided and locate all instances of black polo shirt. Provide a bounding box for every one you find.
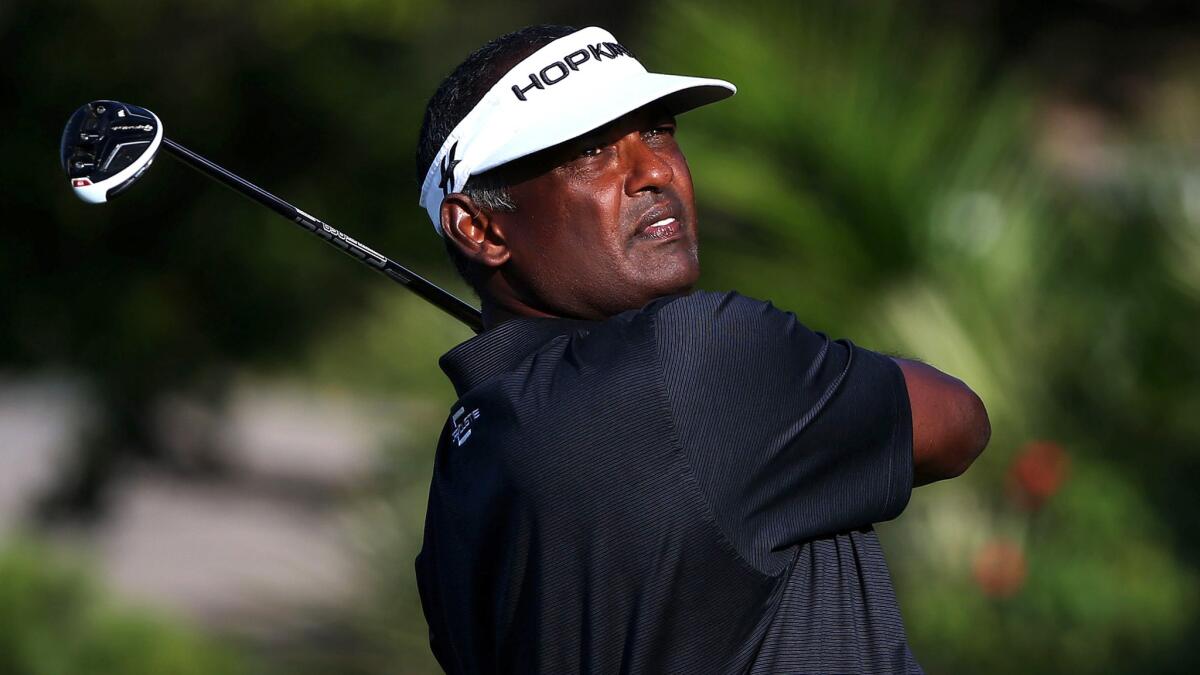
[417,291,921,674]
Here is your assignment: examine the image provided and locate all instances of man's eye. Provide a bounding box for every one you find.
[645,126,675,139]
[580,145,603,158]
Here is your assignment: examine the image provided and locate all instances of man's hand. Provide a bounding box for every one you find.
[892,358,991,486]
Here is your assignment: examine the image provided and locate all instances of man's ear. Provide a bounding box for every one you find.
[440,194,510,268]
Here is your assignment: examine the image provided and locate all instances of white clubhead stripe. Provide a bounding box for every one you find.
[72,111,164,204]
[418,26,735,234]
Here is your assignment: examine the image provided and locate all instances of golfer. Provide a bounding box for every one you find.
[414,25,989,674]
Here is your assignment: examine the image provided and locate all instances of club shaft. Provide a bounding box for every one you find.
[160,138,483,333]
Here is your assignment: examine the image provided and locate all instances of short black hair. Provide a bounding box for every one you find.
[416,25,577,294]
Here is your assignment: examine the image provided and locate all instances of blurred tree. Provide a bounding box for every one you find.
[4,0,456,514]
[0,0,643,516]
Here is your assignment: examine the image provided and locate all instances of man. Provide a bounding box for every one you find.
[414,25,989,674]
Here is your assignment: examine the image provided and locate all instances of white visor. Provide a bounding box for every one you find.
[418,26,735,233]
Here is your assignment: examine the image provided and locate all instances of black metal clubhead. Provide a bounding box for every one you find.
[61,100,163,203]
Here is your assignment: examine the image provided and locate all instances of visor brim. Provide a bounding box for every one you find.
[472,72,735,176]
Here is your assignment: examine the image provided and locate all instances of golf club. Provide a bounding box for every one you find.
[61,100,484,333]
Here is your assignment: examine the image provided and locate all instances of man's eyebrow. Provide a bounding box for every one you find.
[559,108,680,158]
[587,112,676,141]
[571,123,621,149]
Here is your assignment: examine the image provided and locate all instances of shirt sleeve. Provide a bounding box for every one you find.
[652,291,913,572]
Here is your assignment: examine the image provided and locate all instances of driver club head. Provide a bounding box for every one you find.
[61,100,163,204]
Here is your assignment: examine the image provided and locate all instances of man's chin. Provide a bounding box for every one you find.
[636,260,700,305]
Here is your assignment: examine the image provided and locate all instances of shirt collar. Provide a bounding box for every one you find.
[439,317,597,397]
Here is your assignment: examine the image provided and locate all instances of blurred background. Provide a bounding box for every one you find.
[3,0,1199,672]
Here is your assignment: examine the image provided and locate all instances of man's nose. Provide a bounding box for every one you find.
[623,134,674,196]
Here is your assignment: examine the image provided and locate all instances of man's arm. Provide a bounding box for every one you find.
[892,358,991,486]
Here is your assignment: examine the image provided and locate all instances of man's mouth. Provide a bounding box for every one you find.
[642,216,680,240]
[634,201,685,242]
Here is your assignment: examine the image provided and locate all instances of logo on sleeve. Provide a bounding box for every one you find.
[451,406,481,447]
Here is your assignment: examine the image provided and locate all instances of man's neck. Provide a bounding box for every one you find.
[480,296,559,331]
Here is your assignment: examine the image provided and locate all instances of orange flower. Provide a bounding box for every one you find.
[973,538,1027,598]
[1008,440,1070,510]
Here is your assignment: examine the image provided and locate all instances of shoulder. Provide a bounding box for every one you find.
[646,290,825,359]
[645,290,773,323]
